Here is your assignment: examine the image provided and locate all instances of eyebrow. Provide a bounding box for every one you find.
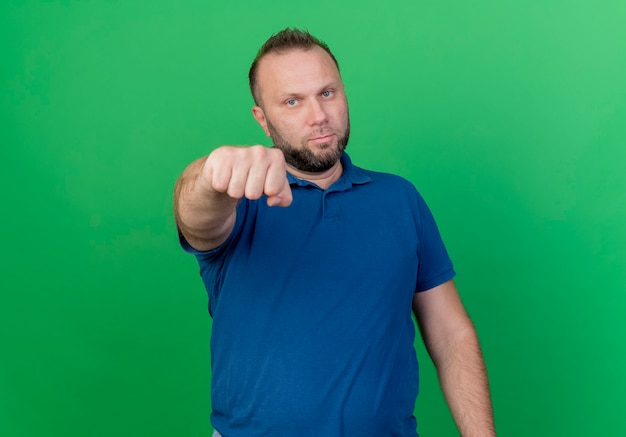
[277,81,341,100]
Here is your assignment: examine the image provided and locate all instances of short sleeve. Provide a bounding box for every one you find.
[414,191,456,292]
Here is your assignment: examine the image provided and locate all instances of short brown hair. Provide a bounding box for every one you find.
[248,28,340,105]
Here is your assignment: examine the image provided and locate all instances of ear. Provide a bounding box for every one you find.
[252,106,271,137]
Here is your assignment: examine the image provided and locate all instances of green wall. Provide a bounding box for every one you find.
[2,1,625,435]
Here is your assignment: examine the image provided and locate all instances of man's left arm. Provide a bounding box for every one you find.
[412,279,496,437]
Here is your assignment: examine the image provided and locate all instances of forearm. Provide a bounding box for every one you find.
[174,157,238,250]
[432,325,496,437]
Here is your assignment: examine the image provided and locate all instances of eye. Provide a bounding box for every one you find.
[286,99,298,107]
[321,90,334,98]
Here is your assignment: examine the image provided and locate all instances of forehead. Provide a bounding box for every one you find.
[255,46,341,97]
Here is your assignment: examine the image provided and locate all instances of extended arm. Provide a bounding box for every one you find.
[174,145,292,251]
[412,280,496,436]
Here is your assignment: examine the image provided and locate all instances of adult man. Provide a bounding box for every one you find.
[175,28,495,436]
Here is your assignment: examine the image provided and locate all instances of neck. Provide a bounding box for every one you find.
[287,160,343,190]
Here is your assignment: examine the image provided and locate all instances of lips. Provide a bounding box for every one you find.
[309,134,334,143]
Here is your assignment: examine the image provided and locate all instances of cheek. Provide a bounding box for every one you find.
[332,107,349,128]
[276,117,304,137]
[330,100,349,120]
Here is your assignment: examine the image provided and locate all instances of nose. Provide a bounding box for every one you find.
[307,99,328,125]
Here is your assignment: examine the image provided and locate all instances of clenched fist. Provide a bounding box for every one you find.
[203,145,292,207]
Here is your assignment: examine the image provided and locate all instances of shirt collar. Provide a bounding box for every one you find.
[287,153,372,191]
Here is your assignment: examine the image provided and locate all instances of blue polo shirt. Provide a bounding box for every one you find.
[181,153,455,436]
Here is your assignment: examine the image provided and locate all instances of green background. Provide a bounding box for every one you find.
[2,1,625,435]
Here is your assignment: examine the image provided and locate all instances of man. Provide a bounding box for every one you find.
[174,28,495,436]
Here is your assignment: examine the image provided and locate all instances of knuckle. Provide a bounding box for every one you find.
[212,179,228,192]
[269,147,285,160]
[248,145,267,159]
[245,186,263,200]
[226,185,244,199]
[264,178,284,197]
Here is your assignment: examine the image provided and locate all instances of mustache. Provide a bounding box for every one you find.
[308,129,336,138]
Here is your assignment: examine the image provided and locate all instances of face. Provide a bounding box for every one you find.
[252,46,350,173]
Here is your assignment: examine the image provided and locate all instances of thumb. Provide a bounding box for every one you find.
[266,181,292,207]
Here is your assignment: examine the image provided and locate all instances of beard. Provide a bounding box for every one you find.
[266,118,351,173]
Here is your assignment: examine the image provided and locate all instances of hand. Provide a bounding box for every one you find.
[203,145,293,207]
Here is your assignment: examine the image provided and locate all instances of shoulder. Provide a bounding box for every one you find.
[354,164,422,200]
[346,163,439,227]
[362,167,414,187]
[341,153,416,191]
